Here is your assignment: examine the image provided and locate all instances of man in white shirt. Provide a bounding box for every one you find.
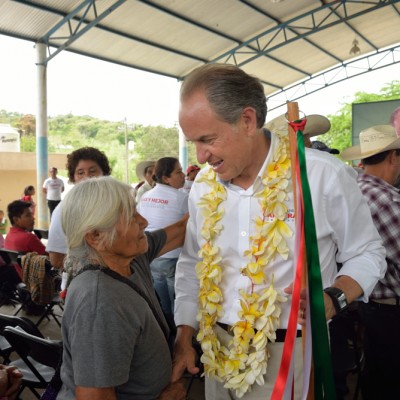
[42,167,64,219]
[172,64,386,399]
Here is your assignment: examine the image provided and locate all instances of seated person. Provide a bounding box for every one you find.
[4,200,47,255]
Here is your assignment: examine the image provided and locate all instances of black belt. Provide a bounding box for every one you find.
[371,298,400,306]
[217,322,302,342]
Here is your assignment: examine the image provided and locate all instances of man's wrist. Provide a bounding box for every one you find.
[324,287,348,314]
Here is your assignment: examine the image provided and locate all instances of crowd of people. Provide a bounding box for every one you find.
[1,65,400,400]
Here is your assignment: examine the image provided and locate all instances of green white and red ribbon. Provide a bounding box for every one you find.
[271,118,336,400]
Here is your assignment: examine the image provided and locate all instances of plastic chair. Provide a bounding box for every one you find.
[3,326,62,399]
[0,248,23,307]
[0,313,44,364]
[33,229,49,240]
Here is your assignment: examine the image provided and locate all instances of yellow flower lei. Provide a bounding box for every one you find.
[195,129,293,398]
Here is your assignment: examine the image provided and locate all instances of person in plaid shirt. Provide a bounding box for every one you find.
[341,124,400,400]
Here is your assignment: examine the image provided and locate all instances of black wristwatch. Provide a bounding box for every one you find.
[324,287,348,314]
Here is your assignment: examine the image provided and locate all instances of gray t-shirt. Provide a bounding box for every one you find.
[57,230,171,400]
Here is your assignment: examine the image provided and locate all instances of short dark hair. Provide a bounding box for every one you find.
[66,147,112,183]
[23,185,35,196]
[7,200,31,226]
[153,157,179,184]
[362,149,400,165]
[180,64,267,128]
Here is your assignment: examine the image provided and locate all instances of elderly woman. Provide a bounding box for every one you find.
[57,176,187,400]
[47,146,112,269]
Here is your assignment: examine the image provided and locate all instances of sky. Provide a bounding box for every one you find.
[0,34,399,127]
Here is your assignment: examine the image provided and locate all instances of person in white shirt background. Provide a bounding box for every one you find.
[42,166,65,219]
[138,157,188,330]
[135,160,156,203]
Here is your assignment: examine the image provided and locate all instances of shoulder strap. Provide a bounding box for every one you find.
[76,264,170,343]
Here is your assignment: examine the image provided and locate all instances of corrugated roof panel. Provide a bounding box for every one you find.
[0,0,398,91]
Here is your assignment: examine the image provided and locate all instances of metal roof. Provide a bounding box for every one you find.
[1,0,399,110]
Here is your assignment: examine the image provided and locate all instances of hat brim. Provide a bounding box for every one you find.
[303,114,331,137]
[340,138,400,161]
[265,114,330,137]
[135,161,156,181]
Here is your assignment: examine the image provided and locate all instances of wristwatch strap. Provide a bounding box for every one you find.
[324,287,348,314]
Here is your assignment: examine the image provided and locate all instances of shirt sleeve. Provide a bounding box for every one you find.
[174,196,201,328]
[46,203,67,254]
[146,229,167,263]
[325,164,387,300]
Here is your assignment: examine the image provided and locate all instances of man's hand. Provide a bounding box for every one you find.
[157,381,186,400]
[171,325,199,383]
[284,284,307,325]
[0,365,22,400]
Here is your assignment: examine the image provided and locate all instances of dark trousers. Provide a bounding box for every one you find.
[359,300,400,400]
[47,200,61,218]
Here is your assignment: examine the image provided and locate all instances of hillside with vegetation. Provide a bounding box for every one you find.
[0,80,398,182]
[0,111,198,183]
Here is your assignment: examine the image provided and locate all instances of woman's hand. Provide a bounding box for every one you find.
[157,380,186,400]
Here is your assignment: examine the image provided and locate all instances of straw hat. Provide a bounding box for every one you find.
[135,160,155,180]
[340,125,400,161]
[265,114,331,137]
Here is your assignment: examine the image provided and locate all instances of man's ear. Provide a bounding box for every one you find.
[241,107,258,137]
[85,230,102,250]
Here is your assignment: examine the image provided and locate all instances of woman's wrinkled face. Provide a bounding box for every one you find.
[110,212,149,258]
[74,160,104,183]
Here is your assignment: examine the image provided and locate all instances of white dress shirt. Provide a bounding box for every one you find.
[138,183,188,258]
[175,134,386,329]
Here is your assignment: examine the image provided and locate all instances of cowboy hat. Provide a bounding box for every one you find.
[340,125,400,161]
[135,160,155,181]
[265,114,331,137]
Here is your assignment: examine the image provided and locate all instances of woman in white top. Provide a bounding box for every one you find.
[138,157,188,325]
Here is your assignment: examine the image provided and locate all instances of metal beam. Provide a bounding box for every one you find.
[266,44,400,112]
[40,0,127,64]
[12,0,208,65]
[211,0,400,68]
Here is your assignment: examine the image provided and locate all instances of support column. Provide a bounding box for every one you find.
[35,42,49,229]
[178,123,188,173]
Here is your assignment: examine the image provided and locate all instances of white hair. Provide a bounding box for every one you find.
[61,176,136,273]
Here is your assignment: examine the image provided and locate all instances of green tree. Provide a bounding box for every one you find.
[320,80,400,152]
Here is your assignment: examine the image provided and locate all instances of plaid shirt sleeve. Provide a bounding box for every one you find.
[358,173,400,299]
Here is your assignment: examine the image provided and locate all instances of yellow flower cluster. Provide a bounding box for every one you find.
[195,130,293,398]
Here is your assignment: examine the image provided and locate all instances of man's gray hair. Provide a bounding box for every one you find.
[61,176,136,272]
[180,63,267,128]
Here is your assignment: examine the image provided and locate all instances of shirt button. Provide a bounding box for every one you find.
[241,231,247,237]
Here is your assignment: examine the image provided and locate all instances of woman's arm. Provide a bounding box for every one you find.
[49,251,65,270]
[76,386,116,400]
[157,213,189,258]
